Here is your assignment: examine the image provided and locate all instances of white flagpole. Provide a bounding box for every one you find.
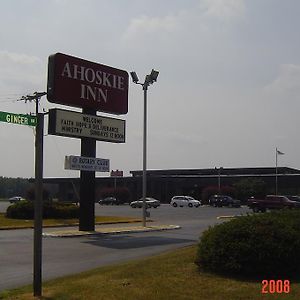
[275,147,278,195]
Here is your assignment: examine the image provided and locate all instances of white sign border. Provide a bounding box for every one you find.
[48,108,125,143]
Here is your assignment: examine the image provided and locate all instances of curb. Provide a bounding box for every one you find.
[217,215,244,219]
[217,216,235,219]
[43,225,181,238]
[0,220,144,231]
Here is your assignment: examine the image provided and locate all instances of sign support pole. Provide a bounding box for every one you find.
[33,112,44,297]
[79,108,96,231]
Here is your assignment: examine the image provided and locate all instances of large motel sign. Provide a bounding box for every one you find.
[25,53,129,297]
[47,52,128,114]
[47,53,128,233]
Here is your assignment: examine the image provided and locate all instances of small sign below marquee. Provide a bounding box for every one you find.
[65,155,110,172]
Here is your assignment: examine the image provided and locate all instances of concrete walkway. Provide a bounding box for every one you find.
[43,224,181,237]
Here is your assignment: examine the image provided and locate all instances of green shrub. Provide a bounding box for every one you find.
[6,200,79,219]
[6,200,34,219]
[43,202,79,219]
[196,210,300,278]
[233,178,267,201]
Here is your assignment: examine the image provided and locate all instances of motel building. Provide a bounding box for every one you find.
[42,167,300,204]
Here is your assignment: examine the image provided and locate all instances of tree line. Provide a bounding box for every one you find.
[0,177,31,199]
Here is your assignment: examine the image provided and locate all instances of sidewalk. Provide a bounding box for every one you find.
[43,223,181,237]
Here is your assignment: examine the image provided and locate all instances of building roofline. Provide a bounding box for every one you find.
[130,166,300,176]
[40,166,300,184]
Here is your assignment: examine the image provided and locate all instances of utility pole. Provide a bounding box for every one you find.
[19,91,46,297]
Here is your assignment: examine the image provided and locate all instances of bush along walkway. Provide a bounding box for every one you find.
[0,213,143,230]
[196,209,300,279]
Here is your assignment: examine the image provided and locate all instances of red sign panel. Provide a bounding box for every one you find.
[47,53,128,114]
[110,170,123,177]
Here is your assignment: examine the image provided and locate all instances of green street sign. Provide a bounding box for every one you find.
[0,111,37,127]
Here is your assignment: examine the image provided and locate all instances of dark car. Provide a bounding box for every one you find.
[248,195,300,212]
[286,195,300,202]
[209,195,241,208]
[98,197,119,205]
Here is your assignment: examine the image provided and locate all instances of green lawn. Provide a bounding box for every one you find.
[1,245,299,300]
[0,213,141,229]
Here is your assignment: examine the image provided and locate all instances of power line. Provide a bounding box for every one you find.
[0,99,19,103]
[18,92,47,102]
[0,93,35,103]
[17,92,47,115]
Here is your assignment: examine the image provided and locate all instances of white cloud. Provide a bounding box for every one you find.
[1,1,300,177]
[0,51,41,65]
[263,64,300,98]
[0,51,44,93]
[122,14,181,41]
[201,0,245,20]
[150,130,205,146]
[123,0,245,40]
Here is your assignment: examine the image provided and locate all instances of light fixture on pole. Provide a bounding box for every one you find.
[130,69,159,227]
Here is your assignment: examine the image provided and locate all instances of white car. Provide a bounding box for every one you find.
[9,196,24,203]
[170,196,201,208]
[130,197,160,208]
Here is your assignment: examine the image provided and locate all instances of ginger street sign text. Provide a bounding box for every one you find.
[47,53,128,114]
[0,111,37,126]
[48,108,125,143]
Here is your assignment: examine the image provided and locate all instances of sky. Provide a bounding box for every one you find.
[0,0,300,178]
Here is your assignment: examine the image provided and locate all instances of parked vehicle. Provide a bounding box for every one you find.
[209,195,241,207]
[130,197,160,208]
[247,195,300,212]
[98,197,119,205]
[170,196,201,207]
[286,195,300,202]
[8,196,24,203]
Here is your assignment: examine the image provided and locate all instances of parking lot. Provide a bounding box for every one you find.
[0,201,252,228]
[0,201,251,290]
[95,203,251,225]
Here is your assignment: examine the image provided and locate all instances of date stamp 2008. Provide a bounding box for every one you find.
[261,280,290,294]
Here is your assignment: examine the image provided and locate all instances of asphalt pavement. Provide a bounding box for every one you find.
[0,203,251,291]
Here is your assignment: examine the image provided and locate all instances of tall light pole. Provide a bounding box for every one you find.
[130,69,159,227]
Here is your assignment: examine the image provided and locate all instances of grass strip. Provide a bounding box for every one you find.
[0,213,141,229]
[1,245,300,300]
